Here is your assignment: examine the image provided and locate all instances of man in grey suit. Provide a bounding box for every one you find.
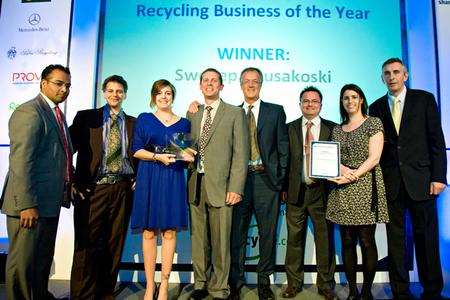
[282,86,337,300]
[0,64,72,300]
[187,68,248,300]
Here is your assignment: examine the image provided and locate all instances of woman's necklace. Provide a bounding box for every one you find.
[156,112,174,123]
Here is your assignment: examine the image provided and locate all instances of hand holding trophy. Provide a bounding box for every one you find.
[166,132,196,162]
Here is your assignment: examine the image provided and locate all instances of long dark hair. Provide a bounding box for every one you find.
[339,83,368,124]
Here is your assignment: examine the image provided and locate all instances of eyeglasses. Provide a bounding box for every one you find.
[47,80,71,89]
[242,80,261,86]
[301,99,321,105]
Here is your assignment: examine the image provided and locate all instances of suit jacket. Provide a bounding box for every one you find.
[187,100,249,207]
[69,107,137,184]
[369,89,447,201]
[241,100,289,190]
[285,116,336,204]
[1,94,72,217]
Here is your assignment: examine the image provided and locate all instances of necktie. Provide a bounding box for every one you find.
[304,121,314,178]
[55,105,72,182]
[247,105,260,161]
[391,97,401,134]
[199,106,213,162]
[106,114,122,173]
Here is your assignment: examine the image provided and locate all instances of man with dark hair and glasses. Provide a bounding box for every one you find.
[282,86,337,300]
[1,64,73,299]
[69,75,137,299]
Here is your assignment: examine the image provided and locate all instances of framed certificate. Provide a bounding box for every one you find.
[310,141,340,179]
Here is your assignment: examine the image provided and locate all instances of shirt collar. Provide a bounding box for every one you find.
[40,92,57,110]
[388,86,407,103]
[243,98,261,110]
[204,98,221,110]
[302,115,321,127]
[102,104,124,121]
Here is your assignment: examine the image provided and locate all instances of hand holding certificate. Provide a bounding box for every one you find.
[309,141,340,179]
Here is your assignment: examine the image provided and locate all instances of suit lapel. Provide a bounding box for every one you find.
[319,118,331,141]
[399,89,413,134]
[293,117,303,163]
[36,95,66,149]
[193,106,204,141]
[125,113,133,151]
[379,95,398,139]
[257,101,267,134]
[90,108,103,162]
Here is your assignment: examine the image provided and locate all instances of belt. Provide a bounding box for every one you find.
[96,174,132,185]
[248,164,265,173]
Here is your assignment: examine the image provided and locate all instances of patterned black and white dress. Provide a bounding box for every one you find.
[326,116,389,225]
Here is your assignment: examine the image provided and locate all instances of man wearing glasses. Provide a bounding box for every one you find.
[69,75,137,299]
[1,64,73,299]
[229,67,289,300]
[281,86,337,299]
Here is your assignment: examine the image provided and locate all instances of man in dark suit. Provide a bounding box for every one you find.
[1,64,72,300]
[187,68,248,300]
[69,75,137,299]
[369,58,447,300]
[281,86,337,300]
[228,67,288,300]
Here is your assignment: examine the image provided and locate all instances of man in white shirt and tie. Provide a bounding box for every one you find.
[187,68,248,300]
[282,86,337,300]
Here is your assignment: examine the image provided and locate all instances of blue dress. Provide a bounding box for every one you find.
[130,113,190,231]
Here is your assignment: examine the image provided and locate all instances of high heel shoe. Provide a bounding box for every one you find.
[153,282,160,300]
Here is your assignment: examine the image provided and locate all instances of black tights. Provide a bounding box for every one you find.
[340,224,378,297]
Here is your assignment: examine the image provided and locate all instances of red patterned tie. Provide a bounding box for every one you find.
[304,121,313,178]
[55,105,72,182]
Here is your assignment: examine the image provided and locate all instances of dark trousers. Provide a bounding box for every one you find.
[387,181,443,299]
[70,181,133,300]
[5,216,58,300]
[284,183,335,290]
[230,172,279,288]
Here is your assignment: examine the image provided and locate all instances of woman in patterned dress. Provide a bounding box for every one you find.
[131,80,194,300]
[326,84,389,300]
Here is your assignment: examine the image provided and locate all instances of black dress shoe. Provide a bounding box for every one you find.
[318,287,338,300]
[190,289,209,300]
[281,285,302,298]
[258,284,275,300]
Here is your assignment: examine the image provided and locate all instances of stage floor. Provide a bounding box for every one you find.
[0,281,437,299]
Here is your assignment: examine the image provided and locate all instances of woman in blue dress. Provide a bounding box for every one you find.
[130,79,194,300]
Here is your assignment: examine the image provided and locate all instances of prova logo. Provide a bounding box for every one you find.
[12,72,41,84]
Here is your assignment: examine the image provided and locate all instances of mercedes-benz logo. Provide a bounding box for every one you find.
[28,13,41,26]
